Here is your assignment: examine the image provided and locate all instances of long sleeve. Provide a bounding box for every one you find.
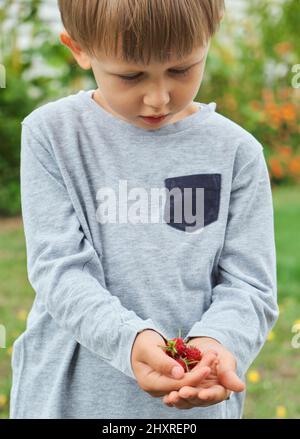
[184,144,279,377]
[20,121,167,381]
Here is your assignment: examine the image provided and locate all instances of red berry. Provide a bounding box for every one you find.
[162,337,187,358]
[170,337,187,357]
[185,346,202,362]
[159,336,202,373]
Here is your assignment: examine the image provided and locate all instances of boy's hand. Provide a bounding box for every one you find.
[162,337,246,409]
[131,330,218,397]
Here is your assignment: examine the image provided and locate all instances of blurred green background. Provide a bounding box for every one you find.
[0,0,300,419]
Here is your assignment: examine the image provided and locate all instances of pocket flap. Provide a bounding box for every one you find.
[164,173,221,191]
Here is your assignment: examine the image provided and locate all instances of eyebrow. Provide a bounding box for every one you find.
[108,55,206,76]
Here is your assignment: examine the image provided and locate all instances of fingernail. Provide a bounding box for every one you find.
[172,366,183,378]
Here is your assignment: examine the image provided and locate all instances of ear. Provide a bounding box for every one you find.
[60,31,91,70]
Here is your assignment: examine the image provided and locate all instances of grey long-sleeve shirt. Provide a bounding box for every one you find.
[9,89,279,419]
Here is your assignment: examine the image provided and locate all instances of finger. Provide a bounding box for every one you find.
[168,384,216,405]
[183,364,213,387]
[218,369,246,392]
[146,341,187,379]
[166,390,179,404]
[207,350,246,393]
[198,350,219,367]
[179,386,198,398]
[188,350,218,375]
[148,363,212,394]
[148,341,217,381]
[162,351,217,391]
[162,395,172,405]
[197,384,228,402]
[166,391,195,410]
[163,397,175,408]
[167,387,221,409]
[178,386,199,402]
[177,385,216,407]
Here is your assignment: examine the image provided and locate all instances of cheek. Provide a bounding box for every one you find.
[106,91,136,114]
[197,65,206,84]
[100,82,125,103]
[172,80,199,101]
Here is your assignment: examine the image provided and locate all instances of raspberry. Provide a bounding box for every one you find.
[185,346,202,362]
[164,337,188,358]
[158,332,202,373]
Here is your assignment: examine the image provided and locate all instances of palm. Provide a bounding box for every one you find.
[188,356,229,398]
[162,348,231,408]
[135,361,171,397]
[194,360,220,388]
[135,358,214,398]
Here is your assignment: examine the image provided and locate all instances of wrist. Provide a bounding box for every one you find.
[140,329,168,344]
[187,336,221,344]
[187,337,223,355]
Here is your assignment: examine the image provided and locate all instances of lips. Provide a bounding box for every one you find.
[140,114,169,125]
[142,114,168,118]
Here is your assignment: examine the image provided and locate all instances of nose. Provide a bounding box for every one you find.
[143,80,170,109]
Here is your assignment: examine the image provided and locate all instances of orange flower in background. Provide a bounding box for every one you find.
[289,157,300,177]
[261,87,299,130]
[273,145,292,169]
[250,100,261,111]
[281,103,297,124]
[266,105,281,128]
[279,87,292,101]
[269,157,284,179]
[274,41,293,56]
[265,103,277,114]
[278,145,292,158]
[260,88,300,183]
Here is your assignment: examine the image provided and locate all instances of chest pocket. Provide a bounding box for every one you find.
[163,173,221,233]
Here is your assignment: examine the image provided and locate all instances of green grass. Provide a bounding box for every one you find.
[243,184,300,419]
[0,185,300,419]
[0,219,35,418]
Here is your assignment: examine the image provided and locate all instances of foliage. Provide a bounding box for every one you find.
[0,0,92,216]
[0,0,299,216]
[201,0,300,186]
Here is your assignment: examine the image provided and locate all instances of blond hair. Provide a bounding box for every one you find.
[58,0,225,64]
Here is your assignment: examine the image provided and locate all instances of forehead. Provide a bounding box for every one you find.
[96,40,207,68]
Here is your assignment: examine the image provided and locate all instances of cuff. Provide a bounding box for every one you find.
[121,319,168,380]
[184,326,225,346]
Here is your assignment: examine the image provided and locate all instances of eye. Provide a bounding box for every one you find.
[118,73,143,82]
[170,67,193,77]
[118,66,193,83]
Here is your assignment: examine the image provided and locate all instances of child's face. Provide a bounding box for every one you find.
[61,32,210,130]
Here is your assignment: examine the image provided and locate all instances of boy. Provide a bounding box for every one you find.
[9,0,279,419]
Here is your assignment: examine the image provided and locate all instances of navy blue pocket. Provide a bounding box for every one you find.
[163,173,221,233]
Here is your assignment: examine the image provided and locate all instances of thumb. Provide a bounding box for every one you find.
[217,356,246,393]
[154,342,185,379]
